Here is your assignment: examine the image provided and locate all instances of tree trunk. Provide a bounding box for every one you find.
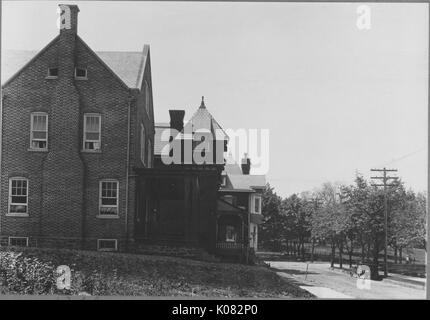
[394,246,398,264]
[399,247,402,264]
[371,237,379,280]
[349,251,353,268]
[339,239,344,269]
[300,238,305,260]
[330,238,336,268]
[361,242,365,262]
[367,243,371,260]
[311,239,315,263]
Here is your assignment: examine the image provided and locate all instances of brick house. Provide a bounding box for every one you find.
[0,4,155,251]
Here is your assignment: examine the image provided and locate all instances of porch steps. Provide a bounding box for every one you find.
[133,243,220,263]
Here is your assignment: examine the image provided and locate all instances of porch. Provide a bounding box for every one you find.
[215,199,250,261]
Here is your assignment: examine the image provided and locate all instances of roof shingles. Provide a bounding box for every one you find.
[1,49,145,89]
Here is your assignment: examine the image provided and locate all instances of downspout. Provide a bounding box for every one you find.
[125,95,132,251]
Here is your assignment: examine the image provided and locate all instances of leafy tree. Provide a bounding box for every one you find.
[259,184,285,251]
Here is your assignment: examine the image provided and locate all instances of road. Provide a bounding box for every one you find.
[267,261,425,299]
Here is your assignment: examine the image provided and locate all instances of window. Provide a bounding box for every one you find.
[30,113,48,149]
[99,180,118,216]
[83,114,101,150]
[144,81,150,114]
[221,176,227,187]
[8,237,28,247]
[9,178,28,215]
[75,67,87,79]
[254,195,262,214]
[140,124,146,165]
[147,139,152,168]
[47,67,58,78]
[226,225,236,242]
[97,239,117,251]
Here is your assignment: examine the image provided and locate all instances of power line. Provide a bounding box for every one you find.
[373,147,425,168]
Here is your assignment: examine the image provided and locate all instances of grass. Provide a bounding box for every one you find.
[0,246,313,298]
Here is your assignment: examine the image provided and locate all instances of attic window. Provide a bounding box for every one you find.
[47,68,58,78]
[75,67,87,79]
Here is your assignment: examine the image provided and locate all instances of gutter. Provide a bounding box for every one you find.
[125,94,133,250]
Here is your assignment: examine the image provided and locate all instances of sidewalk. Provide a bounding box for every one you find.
[384,274,426,289]
[269,261,426,299]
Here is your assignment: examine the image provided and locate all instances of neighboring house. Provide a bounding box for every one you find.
[217,153,266,259]
[135,98,228,253]
[0,5,155,251]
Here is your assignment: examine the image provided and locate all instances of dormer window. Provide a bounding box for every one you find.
[47,67,58,78]
[75,67,87,79]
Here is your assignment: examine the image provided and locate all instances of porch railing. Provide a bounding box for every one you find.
[216,242,244,250]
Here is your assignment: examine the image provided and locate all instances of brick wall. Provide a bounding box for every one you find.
[0,7,154,252]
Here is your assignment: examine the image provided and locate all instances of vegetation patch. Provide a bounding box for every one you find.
[0,246,313,298]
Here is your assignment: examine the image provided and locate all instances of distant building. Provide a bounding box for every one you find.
[138,98,228,253]
[217,153,265,259]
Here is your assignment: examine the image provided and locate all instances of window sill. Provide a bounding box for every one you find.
[96,214,119,219]
[27,148,48,152]
[81,149,102,153]
[75,77,88,81]
[6,213,29,217]
[45,76,58,80]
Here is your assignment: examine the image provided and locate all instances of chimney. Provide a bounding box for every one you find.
[58,4,80,34]
[169,110,185,132]
[57,4,79,79]
[241,153,251,175]
[41,5,85,243]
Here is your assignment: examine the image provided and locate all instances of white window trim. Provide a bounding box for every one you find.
[8,236,29,247]
[225,225,236,242]
[83,113,101,151]
[75,67,88,80]
[251,194,262,214]
[97,239,118,251]
[8,177,29,216]
[30,112,48,150]
[98,179,119,217]
[140,124,146,166]
[46,67,58,79]
[221,175,227,187]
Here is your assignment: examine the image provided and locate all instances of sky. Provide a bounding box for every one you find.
[1,1,428,197]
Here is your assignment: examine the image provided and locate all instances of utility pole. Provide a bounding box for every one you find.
[370,168,398,278]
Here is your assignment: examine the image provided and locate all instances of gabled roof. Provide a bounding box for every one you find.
[217,198,247,214]
[1,42,149,89]
[228,174,266,190]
